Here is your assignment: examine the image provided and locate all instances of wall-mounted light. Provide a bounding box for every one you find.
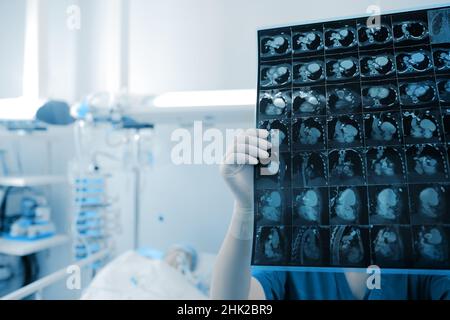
[153,89,256,108]
[0,97,44,120]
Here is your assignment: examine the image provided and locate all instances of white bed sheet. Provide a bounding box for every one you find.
[81,251,211,300]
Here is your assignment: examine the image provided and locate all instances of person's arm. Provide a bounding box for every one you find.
[210,129,270,300]
[210,203,266,300]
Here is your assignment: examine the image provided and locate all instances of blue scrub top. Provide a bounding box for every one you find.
[252,270,450,300]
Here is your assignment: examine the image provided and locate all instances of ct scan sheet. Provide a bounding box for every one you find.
[253,6,450,270]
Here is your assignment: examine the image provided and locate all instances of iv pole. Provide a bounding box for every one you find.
[132,130,141,250]
[126,124,153,250]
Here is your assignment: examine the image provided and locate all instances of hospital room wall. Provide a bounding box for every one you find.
[128,0,447,95]
[33,0,448,101]
[137,119,252,254]
[0,0,26,99]
[38,0,125,102]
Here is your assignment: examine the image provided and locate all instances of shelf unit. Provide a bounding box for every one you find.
[0,175,67,187]
[0,128,65,141]
[0,175,70,256]
[0,235,70,256]
[0,127,74,301]
[1,130,71,259]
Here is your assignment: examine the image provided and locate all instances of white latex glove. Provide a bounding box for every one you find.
[220,129,271,210]
[211,129,271,300]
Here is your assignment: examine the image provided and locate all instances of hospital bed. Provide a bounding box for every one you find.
[82,249,215,300]
[1,246,216,300]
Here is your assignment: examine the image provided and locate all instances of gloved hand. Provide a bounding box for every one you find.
[220,129,271,210]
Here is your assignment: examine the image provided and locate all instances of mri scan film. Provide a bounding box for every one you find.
[253,6,450,270]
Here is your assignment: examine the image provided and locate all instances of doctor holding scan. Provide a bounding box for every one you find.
[211,128,450,300]
[211,5,450,300]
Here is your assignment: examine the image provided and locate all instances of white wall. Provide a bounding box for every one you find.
[0,0,26,98]
[35,0,450,99]
[38,0,78,102]
[128,0,448,95]
[138,120,251,253]
[38,0,126,102]
[74,0,125,98]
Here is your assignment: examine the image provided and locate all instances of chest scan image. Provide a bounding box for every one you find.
[329,88,360,111]
[418,227,447,262]
[402,81,436,105]
[359,25,392,45]
[340,229,364,264]
[397,51,432,73]
[297,61,324,82]
[331,150,360,179]
[260,92,288,116]
[363,55,394,76]
[296,189,320,222]
[262,35,290,55]
[329,58,358,79]
[260,191,282,222]
[335,188,357,222]
[300,122,322,145]
[295,31,323,52]
[262,65,291,87]
[371,116,397,141]
[374,228,403,261]
[325,28,356,48]
[264,229,283,260]
[376,188,399,220]
[414,154,438,176]
[410,117,437,139]
[365,85,398,108]
[294,88,326,114]
[334,120,358,143]
[419,187,440,219]
[372,148,396,177]
[302,231,321,261]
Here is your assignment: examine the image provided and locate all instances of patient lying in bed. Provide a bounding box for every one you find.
[81,245,215,300]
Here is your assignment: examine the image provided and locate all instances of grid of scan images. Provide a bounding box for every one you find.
[253,6,450,270]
